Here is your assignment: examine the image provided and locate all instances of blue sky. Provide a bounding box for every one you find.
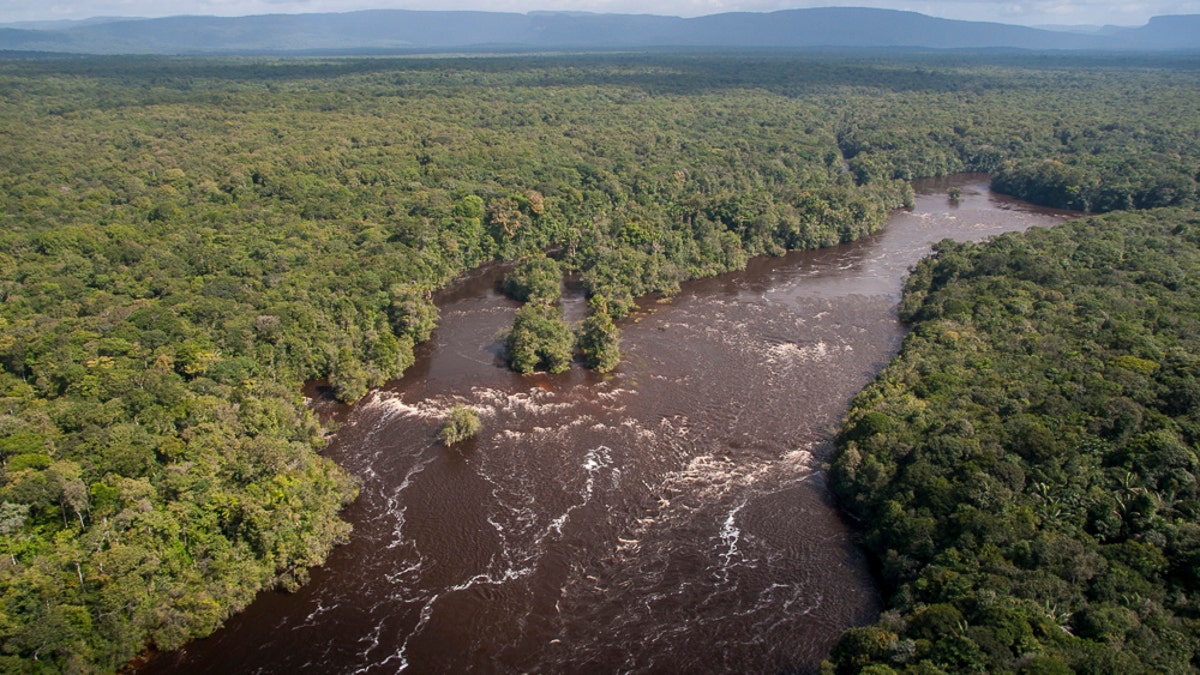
[1,0,1196,28]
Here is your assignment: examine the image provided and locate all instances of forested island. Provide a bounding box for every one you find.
[0,51,1198,672]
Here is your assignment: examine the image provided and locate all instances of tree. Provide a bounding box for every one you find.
[503,256,562,304]
[330,349,370,403]
[439,405,482,446]
[828,208,1200,673]
[506,304,574,374]
[389,286,440,344]
[0,502,29,566]
[578,294,621,373]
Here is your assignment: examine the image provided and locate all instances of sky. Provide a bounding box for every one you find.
[2,0,1198,28]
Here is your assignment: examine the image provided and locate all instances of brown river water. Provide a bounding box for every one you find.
[139,176,1072,674]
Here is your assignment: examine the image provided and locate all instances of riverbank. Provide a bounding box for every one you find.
[137,175,1072,674]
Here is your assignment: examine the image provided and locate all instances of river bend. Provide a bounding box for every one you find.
[141,176,1072,674]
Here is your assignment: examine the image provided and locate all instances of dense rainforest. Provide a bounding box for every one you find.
[828,209,1200,673]
[0,51,1197,672]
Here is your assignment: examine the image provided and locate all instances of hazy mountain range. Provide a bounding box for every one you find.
[1,8,1198,55]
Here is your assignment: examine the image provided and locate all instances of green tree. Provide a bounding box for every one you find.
[439,405,482,446]
[0,502,29,565]
[330,349,370,402]
[506,304,574,374]
[503,256,562,304]
[578,294,621,373]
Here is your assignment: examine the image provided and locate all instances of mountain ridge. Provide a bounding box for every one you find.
[0,7,1196,54]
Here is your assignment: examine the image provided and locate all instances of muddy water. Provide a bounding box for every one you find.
[141,176,1071,674]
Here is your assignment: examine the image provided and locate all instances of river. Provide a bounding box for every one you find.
[139,176,1072,674]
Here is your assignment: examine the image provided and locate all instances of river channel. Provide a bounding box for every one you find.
[140,176,1072,674]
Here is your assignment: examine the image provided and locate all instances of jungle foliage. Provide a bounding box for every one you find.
[829,209,1200,673]
[0,51,1197,671]
[438,405,481,446]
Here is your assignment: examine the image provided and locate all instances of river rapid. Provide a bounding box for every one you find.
[140,176,1072,674]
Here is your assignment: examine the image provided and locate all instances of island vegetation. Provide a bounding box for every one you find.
[0,51,1197,671]
[438,405,481,446]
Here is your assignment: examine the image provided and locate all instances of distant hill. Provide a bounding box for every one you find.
[0,16,141,30]
[0,8,1196,55]
[1110,14,1200,49]
[657,9,1100,49]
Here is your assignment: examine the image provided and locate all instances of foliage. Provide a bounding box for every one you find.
[503,255,562,305]
[993,157,1196,213]
[578,294,621,373]
[438,405,482,446]
[831,61,1200,211]
[0,50,1197,672]
[506,304,575,374]
[828,209,1200,673]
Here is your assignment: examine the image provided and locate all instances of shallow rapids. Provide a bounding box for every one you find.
[140,176,1072,674]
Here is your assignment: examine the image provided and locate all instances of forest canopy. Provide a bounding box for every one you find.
[829,210,1200,673]
[0,51,1197,671]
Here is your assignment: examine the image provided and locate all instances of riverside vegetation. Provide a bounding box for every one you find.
[0,51,1197,672]
[828,209,1200,673]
